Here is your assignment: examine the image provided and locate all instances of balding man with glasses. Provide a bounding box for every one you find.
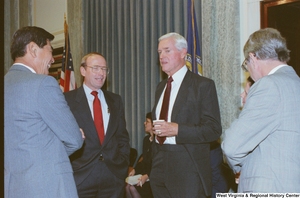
[64,52,130,198]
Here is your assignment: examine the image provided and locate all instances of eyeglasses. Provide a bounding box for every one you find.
[86,65,109,74]
[241,57,249,72]
[241,53,256,72]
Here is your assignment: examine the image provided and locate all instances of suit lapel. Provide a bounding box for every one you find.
[75,87,100,142]
[101,91,117,145]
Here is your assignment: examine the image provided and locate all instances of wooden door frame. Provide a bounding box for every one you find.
[260,0,300,28]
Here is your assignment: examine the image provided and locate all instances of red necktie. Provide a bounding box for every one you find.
[91,91,105,144]
[157,76,173,145]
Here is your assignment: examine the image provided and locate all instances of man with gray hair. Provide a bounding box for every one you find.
[222,28,300,192]
[151,32,222,197]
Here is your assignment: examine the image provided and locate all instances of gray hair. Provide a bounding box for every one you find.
[158,32,187,51]
[243,28,290,62]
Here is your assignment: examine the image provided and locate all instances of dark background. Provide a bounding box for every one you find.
[261,0,300,76]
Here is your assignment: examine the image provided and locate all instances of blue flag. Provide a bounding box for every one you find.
[186,0,202,75]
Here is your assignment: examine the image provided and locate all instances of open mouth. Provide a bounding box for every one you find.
[95,77,104,82]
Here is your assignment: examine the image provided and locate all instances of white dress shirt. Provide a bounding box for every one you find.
[14,63,36,73]
[268,64,288,75]
[83,83,110,134]
[155,66,188,144]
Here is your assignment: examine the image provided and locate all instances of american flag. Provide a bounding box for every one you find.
[186,0,202,75]
[60,18,76,92]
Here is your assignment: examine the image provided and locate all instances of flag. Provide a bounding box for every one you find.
[186,0,202,75]
[60,17,76,92]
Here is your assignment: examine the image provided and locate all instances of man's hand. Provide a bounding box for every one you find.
[153,120,178,137]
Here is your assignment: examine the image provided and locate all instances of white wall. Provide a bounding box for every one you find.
[240,0,261,59]
[239,0,261,90]
[32,0,67,48]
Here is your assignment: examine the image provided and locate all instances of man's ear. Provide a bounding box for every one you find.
[181,48,188,59]
[80,66,86,77]
[27,42,38,58]
[249,53,259,69]
[249,53,256,60]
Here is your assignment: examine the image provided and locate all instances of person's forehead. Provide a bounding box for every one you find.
[87,55,106,63]
[158,38,175,49]
[160,38,174,45]
[41,42,53,52]
[44,40,52,48]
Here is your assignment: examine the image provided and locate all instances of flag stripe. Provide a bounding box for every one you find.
[60,18,76,92]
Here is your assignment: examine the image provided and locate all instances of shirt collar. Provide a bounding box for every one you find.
[268,64,288,75]
[169,65,188,84]
[13,63,36,73]
[83,83,103,99]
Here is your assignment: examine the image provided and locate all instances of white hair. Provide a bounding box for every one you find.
[158,32,187,51]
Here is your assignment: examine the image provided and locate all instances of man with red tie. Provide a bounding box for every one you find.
[64,52,130,198]
[150,33,222,198]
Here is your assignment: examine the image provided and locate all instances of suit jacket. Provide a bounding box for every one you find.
[135,134,153,175]
[64,86,130,185]
[4,65,84,198]
[222,66,300,192]
[133,135,154,198]
[152,70,222,196]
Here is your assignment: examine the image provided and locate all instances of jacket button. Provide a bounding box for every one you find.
[99,154,104,161]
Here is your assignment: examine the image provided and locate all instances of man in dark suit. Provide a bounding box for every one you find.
[150,33,222,197]
[64,52,130,198]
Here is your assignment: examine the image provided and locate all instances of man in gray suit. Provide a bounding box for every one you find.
[150,32,222,197]
[4,26,84,198]
[222,28,300,192]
